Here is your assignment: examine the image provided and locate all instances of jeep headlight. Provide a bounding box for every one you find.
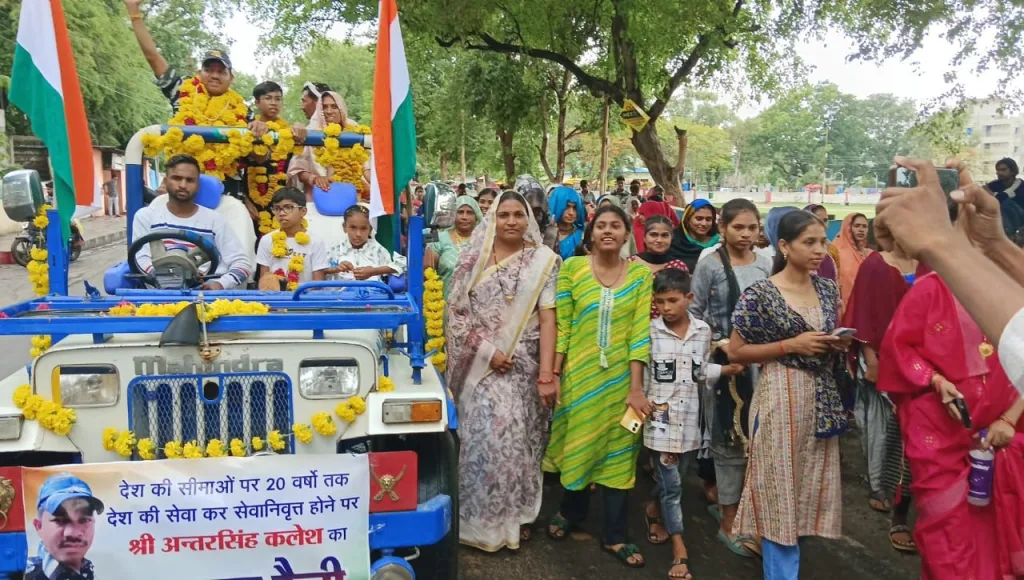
[299,359,359,399]
[57,365,119,407]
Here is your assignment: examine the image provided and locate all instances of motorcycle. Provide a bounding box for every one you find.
[11,217,84,267]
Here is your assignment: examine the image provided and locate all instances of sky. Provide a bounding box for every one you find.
[223,13,1024,118]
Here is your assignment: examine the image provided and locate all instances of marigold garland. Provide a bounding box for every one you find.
[183,440,205,459]
[141,77,254,181]
[206,438,227,458]
[107,299,270,321]
[13,385,76,435]
[292,423,314,444]
[27,205,50,299]
[314,123,371,198]
[137,438,157,460]
[424,268,447,373]
[230,438,247,457]
[377,376,395,392]
[269,230,308,291]
[311,412,336,436]
[248,119,300,222]
[267,430,287,451]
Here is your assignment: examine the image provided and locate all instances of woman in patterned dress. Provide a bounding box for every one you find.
[543,204,653,569]
[425,195,482,297]
[727,211,851,579]
[446,191,561,552]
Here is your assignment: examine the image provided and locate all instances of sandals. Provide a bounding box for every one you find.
[520,525,532,542]
[547,513,572,541]
[645,511,669,544]
[869,491,892,512]
[668,558,693,579]
[889,524,917,554]
[717,529,753,558]
[738,535,762,560]
[706,504,723,524]
[602,543,646,568]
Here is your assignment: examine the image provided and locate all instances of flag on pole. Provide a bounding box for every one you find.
[10,0,94,243]
[369,0,416,252]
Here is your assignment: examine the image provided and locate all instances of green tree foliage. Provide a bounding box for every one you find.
[742,83,931,188]
[281,40,374,124]
[237,0,983,198]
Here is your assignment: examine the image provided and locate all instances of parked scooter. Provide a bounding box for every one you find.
[11,217,84,266]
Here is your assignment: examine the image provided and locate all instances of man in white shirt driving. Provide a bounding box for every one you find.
[131,154,252,289]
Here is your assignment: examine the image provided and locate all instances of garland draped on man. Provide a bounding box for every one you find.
[11,0,95,243]
[370,0,416,252]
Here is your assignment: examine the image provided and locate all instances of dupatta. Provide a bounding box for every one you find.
[445,192,560,396]
[732,276,849,438]
[833,213,872,307]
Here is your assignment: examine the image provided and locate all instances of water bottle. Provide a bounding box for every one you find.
[968,428,995,507]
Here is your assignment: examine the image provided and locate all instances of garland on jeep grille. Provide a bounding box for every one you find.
[424,268,446,373]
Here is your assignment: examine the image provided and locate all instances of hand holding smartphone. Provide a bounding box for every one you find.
[831,327,856,338]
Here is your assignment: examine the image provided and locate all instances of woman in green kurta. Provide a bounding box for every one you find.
[543,204,653,568]
[426,195,483,296]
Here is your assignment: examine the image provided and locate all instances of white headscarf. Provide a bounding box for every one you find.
[305,85,351,131]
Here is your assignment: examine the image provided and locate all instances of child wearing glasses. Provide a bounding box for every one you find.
[255,188,330,291]
[327,204,407,282]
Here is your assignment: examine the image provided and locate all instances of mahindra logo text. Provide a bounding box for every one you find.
[133,354,284,376]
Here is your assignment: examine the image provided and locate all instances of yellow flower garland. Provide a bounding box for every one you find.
[269,230,309,290]
[27,205,50,298]
[424,268,447,373]
[107,299,270,321]
[141,77,254,181]
[377,376,395,392]
[314,123,371,198]
[13,385,76,435]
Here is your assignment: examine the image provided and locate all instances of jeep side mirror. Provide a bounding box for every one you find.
[2,169,45,222]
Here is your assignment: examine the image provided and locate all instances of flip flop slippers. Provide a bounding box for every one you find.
[707,504,723,524]
[717,529,753,558]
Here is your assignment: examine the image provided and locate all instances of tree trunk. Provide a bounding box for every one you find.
[498,130,516,183]
[440,152,448,181]
[598,97,610,197]
[538,91,556,182]
[630,121,683,204]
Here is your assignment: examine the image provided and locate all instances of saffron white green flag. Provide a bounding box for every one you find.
[369,0,416,252]
[10,0,94,242]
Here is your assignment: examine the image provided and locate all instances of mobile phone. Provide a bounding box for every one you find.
[620,407,643,434]
[888,166,960,220]
[953,398,972,429]
[831,327,856,337]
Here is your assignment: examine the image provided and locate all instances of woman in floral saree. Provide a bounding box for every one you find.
[446,190,561,552]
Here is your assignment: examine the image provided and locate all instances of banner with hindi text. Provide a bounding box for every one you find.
[21,454,370,580]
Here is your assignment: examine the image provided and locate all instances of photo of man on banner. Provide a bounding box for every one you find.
[26,473,105,580]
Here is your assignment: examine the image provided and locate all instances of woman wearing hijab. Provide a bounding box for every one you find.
[426,196,483,297]
[544,186,587,260]
[668,199,720,272]
[447,191,561,552]
[633,198,681,254]
[288,87,363,199]
[833,213,872,310]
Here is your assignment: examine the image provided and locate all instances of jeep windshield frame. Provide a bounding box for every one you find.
[0,125,428,382]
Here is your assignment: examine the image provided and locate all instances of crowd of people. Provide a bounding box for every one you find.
[117,4,1024,575]
[439,159,1024,580]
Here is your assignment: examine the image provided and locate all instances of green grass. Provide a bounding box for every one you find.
[753,202,877,219]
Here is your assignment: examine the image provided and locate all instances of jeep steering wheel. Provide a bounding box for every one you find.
[127,230,221,289]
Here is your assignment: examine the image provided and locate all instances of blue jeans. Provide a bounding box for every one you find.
[653,449,696,536]
[762,538,800,579]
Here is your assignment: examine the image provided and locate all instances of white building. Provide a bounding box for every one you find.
[965,99,1024,181]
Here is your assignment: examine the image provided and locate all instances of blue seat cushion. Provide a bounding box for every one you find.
[386,273,407,294]
[104,261,139,294]
[312,182,357,216]
[195,174,224,209]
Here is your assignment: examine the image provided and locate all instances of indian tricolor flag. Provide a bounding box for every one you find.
[369,0,416,252]
[10,0,94,242]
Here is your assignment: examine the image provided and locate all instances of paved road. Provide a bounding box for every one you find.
[0,243,125,378]
[0,244,922,579]
[460,434,921,579]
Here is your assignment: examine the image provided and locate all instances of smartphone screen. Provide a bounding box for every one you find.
[888,166,960,220]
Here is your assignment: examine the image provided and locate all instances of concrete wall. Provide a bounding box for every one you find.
[693,190,880,206]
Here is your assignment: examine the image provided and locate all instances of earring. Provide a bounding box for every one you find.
[782,253,788,260]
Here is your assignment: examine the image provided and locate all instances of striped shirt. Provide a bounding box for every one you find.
[131,203,251,289]
[644,314,721,454]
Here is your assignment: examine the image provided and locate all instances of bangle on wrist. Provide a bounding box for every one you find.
[538,377,554,385]
[778,340,787,356]
[129,13,143,21]
[999,415,1016,428]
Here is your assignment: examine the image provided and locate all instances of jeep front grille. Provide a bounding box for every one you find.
[127,373,292,457]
